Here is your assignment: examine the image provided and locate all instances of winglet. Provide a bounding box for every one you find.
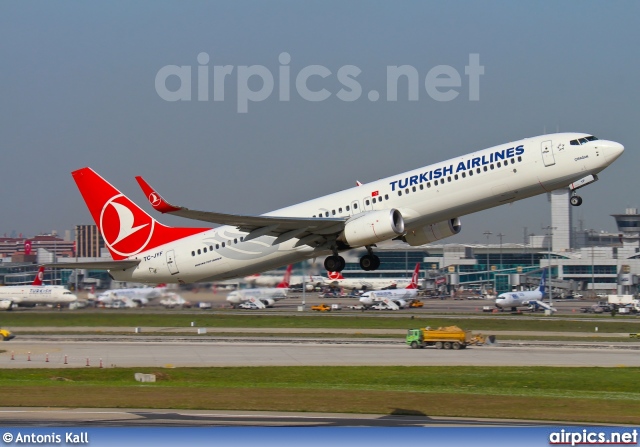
[135,176,181,214]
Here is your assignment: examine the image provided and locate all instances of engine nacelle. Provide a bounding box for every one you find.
[339,209,405,247]
[0,300,12,311]
[261,298,276,308]
[403,218,462,246]
[395,299,408,309]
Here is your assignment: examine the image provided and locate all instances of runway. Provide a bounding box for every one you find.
[2,338,639,368]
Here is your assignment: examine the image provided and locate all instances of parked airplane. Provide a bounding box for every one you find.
[92,283,167,306]
[359,263,421,310]
[324,270,418,290]
[245,270,325,290]
[0,283,78,310]
[495,268,555,312]
[48,133,623,284]
[227,265,292,309]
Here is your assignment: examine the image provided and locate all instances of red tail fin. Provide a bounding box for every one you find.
[405,263,421,289]
[31,266,45,286]
[72,168,209,260]
[276,265,293,288]
[327,271,344,280]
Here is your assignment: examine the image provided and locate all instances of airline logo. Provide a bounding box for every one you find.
[148,192,162,207]
[100,194,156,257]
[327,271,343,280]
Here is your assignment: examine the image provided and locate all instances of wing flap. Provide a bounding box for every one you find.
[43,260,140,270]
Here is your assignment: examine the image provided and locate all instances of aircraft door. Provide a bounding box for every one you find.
[541,140,555,166]
[363,197,373,211]
[351,200,361,215]
[166,250,179,275]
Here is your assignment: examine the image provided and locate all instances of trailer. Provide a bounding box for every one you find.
[405,326,495,350]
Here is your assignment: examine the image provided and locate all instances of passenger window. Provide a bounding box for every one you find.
[490,164,494,170]
[197,249,201,255]
[222,242,225,247]
[469,170,473,176]
[346,205,350,211]
[497,162,501,168]
[191,251,195,257]
[462,172,466,178]
[234,238,237,244]
[384,194,389,200]
[203,247,207,253]
[427,182,431,187]
[325,212,329,217]
[419,184,424,190]
[216,244,219,249]
[454,174,458,180]
[398,191,402,196]
[332,210,336,215]
[517,156,522,162]
[354,203,358,209]
[447,176,451,182]
[477,168,481,174]
[365,200,370,206]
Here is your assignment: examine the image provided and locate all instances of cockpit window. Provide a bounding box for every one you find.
[569,136,598,146]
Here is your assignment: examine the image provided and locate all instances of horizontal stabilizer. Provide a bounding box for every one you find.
[43,260,140,270]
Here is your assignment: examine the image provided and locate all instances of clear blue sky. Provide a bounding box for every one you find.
[1,1,637,244]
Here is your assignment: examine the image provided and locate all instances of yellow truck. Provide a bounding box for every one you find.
[405,326,494,350]
[0,328,15,341]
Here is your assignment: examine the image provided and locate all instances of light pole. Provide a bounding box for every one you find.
[590,229,595,298]
[497,233,505,269]
[544,226,556,307]
[483,231,492,291]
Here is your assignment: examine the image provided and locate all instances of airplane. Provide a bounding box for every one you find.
[226,265,292,309]
[0,276,78,311]
[359,263,421,310]
[244,270,325,290]
[324,270,418,290]
[495,268,555,312]
[48,133,623,285]
[92,283,167,306]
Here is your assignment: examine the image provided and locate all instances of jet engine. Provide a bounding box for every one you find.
[260,298,276,308]
[0,300,12,311]
[395,299,408,309]
[339,209,405,247]
[403,218,461,246]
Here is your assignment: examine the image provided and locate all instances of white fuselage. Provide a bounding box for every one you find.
[359,288,418,307]
[109,133,623,284]
[226,288,288,306]
[326,276,404,290]
[495,290,543,309]
[0,286,78,307]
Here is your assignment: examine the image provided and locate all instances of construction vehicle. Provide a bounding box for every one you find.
[0,328,15,341]
[405,325,495,350]
[311,304,331,312]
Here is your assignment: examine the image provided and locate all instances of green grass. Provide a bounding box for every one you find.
[2,366,639,424]
[4,312,640,333]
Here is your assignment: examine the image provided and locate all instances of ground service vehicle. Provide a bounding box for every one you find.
[311,304,331,312]
[0,328,15,341]
[406,326,495,350]
[409,300,424,308]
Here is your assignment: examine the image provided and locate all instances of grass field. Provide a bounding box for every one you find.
[4,312,640,333]
[2,366,639,424]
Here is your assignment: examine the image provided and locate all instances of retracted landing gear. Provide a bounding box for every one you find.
[359,246,381,271]
[570,192,583,207]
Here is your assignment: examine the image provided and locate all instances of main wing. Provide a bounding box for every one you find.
[135,176,347,248]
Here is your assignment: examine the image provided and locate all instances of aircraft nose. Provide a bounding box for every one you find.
[602,140,624,164]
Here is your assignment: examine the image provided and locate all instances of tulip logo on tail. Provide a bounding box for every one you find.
[327,271,343,280]
[100,194,155,257]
